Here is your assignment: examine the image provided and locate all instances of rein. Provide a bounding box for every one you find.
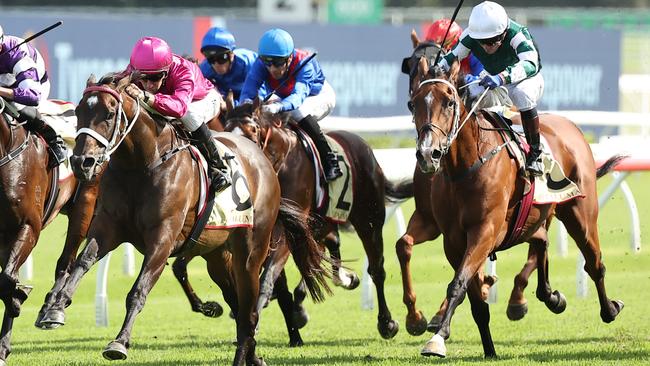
[0,98,31,167]
[76,85,141,164]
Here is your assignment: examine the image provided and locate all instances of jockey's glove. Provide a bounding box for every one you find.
[125,84,154,105]
[479,74,504,90]
[261,102,282,115]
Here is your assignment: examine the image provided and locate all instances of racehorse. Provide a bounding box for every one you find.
[38,73,329,366]
[405,57,624,358]
[214,93,410,343]
[395,30,572,337]
[0,100,86,365]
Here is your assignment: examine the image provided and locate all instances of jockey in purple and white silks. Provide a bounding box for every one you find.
[0,25,67,167]
[438,1,544,176]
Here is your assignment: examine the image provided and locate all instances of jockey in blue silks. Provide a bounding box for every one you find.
[239,28,342,182]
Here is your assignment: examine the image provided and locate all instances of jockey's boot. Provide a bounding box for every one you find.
[299,115,342,182]
[521,108,544,177]
[20,107,67,168]
[192,123,231,193]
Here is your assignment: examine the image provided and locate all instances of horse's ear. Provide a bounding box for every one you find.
[116,74,131,92]
[448,59,461,86]
[417,56,429,81]
[86,74,97,87]
[225,90,235,113]
[410,29,420,49]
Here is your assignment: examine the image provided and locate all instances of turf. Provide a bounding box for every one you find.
[5,173,650,365]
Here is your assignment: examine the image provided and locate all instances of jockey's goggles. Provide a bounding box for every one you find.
[207,52,231,65]
[141,71,167,82]
[261,56,289,68]
[478,33,506,46]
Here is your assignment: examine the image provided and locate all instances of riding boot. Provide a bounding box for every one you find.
[192,123,231,193]
[521,108,543,177]
[20,107,67,168]
[298,115,342,182]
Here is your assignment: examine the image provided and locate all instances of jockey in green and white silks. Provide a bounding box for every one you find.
[438,1,544,176]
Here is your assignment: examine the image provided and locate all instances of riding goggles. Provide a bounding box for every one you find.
[261,56,289,68]
[141,71,167,82]
[207,52,231,65]
[478,33,506,47]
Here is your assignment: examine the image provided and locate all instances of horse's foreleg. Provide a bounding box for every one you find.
[324,231,358,290]
[0,309,15,363]
[395,209,440,336]
[557,202,623,323]
[467,274,496,358]
[103,238,175,361]
[37,182,98,328]
[421,233,495,358]
[506,243,536,321]
[530,234,567,315]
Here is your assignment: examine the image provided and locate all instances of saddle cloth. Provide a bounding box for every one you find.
[294,128,353,223]
[40,99,77,148]
[191,140,254,229]
[510,124,583,204]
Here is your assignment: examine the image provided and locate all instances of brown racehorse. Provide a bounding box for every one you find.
[38,74,329,366]
[404,58,624,358]
[0,101,84,365]
[215,94,411,344]
[396,30,571,337]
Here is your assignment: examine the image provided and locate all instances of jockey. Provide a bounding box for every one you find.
[425,18,483,76]
[124,36,230,192]
[199,27,258,102]
[437,1,544,176]
[0,25,67,167]
[239,28,342,182]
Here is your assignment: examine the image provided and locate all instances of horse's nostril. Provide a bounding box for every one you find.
[81,156,96,169]
[431,150,442,160]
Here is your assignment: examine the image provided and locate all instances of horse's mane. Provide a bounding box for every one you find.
[226,101,292,130]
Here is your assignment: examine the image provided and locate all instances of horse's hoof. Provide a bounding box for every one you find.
[15,284,33,300]
[545,290,567,314]
[201,301,224,318]
[289,336,304,347]
[346,273,360,290]
[406,310,428,336]
[40,309,66,327]
[601,300,624,323]
[292,308,309,329]
[102,341,128,360]
[426,314,443,333]
[251,357,267,366]
[333,270,360,290]
[506,302,528,321]
[378,319,399,339]
[421,334,446,358]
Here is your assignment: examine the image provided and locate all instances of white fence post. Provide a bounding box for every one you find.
[19,254,33,281]
[123,243,136,276]
[95,252,112,327]
[486,259,498,304]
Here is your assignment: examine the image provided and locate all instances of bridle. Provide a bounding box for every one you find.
[226,113,283,152]
[76,85,141,166]
[414,78,461,157]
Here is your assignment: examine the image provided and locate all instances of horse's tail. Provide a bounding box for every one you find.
[278,198,331,302]
[596,154,627,179]
[385,179,414,204]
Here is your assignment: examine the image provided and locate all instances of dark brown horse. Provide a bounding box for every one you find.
[215,94,410,343]
[0,101,83,365]
[404,58,624,358]
[38,74,329,366]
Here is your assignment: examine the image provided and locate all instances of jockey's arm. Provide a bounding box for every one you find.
[152,77,195,118]
[238,60,265,104]
[278,64,314,112]
[499,29,540,84]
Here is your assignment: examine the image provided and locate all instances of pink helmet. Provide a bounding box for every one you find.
[425,19,463,51]
[130,37,173,74]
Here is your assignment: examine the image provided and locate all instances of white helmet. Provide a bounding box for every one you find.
[468,1,508,40]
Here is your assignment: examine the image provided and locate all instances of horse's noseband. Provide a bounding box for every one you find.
[413,78,461,159]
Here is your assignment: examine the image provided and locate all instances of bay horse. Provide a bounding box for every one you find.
[38,73,329,366]
[214,93,410,344]
[406,58,624,358]
[396,29,570,337]
[0,100,87,365]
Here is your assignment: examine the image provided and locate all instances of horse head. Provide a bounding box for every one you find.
[410,57,463,174]
[402,29,444,97]
[223,92,263,145]
[71,73,138,181]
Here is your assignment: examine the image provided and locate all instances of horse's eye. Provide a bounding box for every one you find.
[106,111,115,120]
[447,100,455,109]
[407,100,414,113]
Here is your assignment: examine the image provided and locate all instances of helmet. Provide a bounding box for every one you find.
[425,19,462,51]
[201,27,236,53]
[468,1,508,40]
[130,37,173,74]
[258,28,294,58]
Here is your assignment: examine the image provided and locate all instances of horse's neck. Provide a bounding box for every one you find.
[114,106,174,170]
[0,117,9,155]
[445,111,483,173]
[265,125,298,169]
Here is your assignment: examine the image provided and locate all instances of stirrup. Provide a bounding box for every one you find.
[48,144,68,168]
[526,160,544,177]
[210,170,231,193]
[324,153,343,182]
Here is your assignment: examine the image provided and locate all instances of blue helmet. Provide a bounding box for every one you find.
[258,28,294,57]
[201,27,236,53]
